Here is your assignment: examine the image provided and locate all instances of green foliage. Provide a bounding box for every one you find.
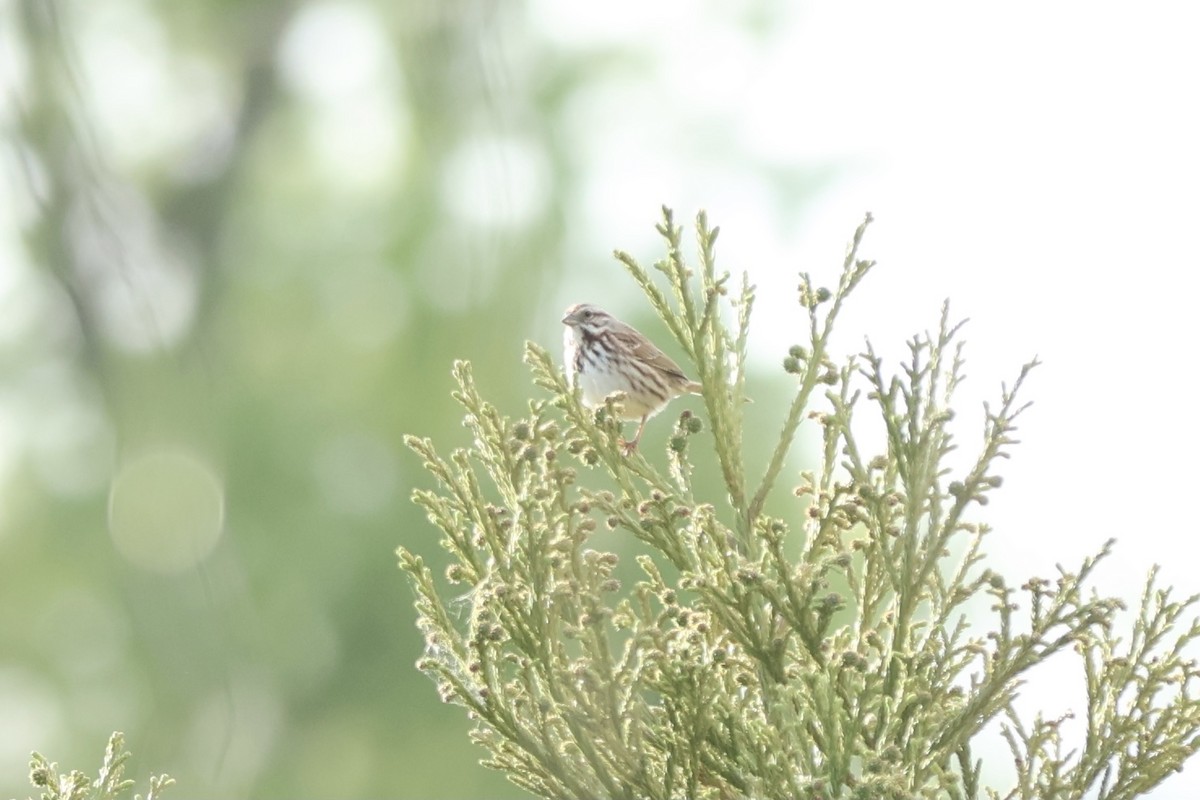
[23,732,172,800]
[399,209,1200,799]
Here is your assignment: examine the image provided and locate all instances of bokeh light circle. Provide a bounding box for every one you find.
[107,450,224,573]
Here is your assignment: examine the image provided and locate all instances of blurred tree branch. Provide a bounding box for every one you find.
[12,0,297,366]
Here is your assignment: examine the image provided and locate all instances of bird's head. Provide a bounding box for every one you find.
[561,303,613,335]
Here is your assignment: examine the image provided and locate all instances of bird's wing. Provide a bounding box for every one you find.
[612,321,691,382]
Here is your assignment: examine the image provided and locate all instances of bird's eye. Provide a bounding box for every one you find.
[583,310,592,318]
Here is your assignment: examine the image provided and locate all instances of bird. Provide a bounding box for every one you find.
[561,303,702,453]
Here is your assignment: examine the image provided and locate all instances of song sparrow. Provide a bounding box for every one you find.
[562,303,701,453]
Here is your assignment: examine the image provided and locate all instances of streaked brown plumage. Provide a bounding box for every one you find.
[562,303,701,453]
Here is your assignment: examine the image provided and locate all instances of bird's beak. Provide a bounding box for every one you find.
[561,310,577,325]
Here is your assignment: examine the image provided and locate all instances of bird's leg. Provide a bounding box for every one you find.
[621,415,649,455]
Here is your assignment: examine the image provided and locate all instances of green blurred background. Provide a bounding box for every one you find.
[1,2,822,797]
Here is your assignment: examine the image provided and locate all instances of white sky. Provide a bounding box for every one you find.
[536,0,1200,581]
